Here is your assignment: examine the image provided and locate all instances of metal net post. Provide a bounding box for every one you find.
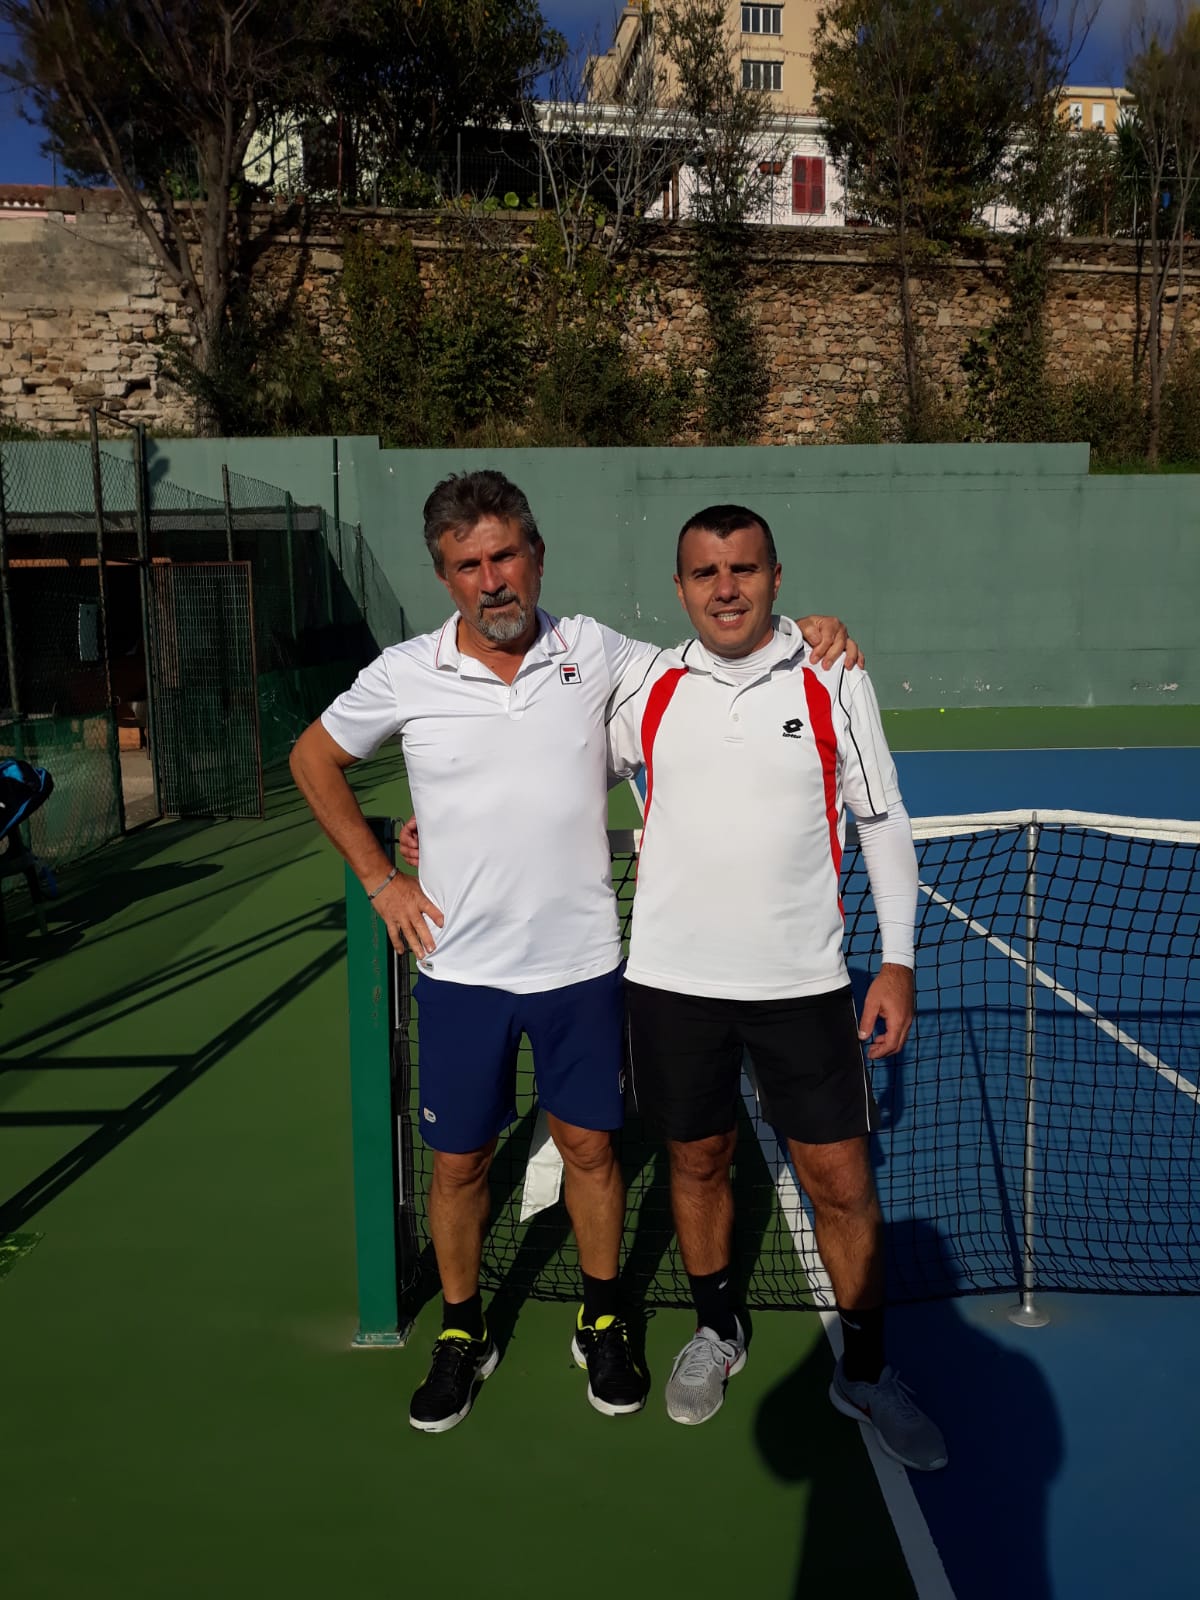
[1010,815,1049,1328]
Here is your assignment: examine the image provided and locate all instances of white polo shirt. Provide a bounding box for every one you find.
[606,617,910,1001]
[322,609,657,993]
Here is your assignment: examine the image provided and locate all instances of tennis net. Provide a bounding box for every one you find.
[349,809,1200,1322]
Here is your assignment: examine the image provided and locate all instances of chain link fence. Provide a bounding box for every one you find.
[0,432,404,877]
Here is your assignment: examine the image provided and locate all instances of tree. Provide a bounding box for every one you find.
[1,1,335,428]
[658,0,788,228]
[813,0,1061,432]
[658,0,790,441]
[964,2,1098,441]
[1066,124,1130,235]
[314,0,563,199]
[523,35,693,273]
[1124,3,1200,463]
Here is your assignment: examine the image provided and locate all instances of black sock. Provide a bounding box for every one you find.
[688,1266,738,1341]
[838,1304,885,1384]
[581,1271,619,1325]
[442,1292,485,1342]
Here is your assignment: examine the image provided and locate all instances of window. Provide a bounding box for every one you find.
[1068,102,1083,128]
[742,5,783,32]
[742,59,782,92]
[1091,103,1106,128]
[792,155,826,215]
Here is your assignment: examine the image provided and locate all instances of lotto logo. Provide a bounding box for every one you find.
[782,717,804,739]
[560,663,581,684]
[422,1107,437,1123]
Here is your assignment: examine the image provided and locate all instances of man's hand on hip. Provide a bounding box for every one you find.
[373,871,443,959]
[858,963,914,1060]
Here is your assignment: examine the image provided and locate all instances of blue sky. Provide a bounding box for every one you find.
[0,1,1140,186]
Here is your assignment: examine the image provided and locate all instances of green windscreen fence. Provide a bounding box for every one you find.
[148,562,263,819]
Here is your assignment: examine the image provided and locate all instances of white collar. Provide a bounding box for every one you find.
[684,616,805,685]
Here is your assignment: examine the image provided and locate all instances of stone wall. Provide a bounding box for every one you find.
[2,186,1197,440]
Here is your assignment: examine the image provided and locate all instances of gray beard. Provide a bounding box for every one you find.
[477,596,531,642]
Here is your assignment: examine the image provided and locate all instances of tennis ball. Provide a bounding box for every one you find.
[939,707,945,714]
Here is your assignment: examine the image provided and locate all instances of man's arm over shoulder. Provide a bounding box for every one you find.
[604,645,682,780]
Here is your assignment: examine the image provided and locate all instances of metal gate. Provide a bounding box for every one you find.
[147,562,263,819]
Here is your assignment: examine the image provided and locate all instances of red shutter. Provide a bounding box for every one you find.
[791,155,808,214]
[792,157,827,215]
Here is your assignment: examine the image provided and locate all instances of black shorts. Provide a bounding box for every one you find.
[624,981,876,1145]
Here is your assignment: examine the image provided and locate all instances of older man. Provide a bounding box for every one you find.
[606,503,946,1470]
[291,470,854,1434]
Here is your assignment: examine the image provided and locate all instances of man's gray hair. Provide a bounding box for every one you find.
[422,470,543,573]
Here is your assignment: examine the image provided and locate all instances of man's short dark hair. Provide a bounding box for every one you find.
[422,470,543,573]
[675,505,778,574]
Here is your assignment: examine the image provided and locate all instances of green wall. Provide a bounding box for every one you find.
[44,438,1200,707]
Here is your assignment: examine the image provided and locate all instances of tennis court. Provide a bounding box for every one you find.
[1,724,1198,1599]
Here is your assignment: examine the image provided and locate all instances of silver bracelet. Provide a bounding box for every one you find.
[367,867,399,901]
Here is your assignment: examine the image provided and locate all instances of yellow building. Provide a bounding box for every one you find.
[589,1,822,115]
[1058,86,1134,134]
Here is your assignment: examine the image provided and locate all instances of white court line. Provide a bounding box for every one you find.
[920,883,1200,1104]
[740,1069,957,1600]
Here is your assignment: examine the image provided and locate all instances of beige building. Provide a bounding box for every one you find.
[1058,86,1134,134]
[589,1,822,115]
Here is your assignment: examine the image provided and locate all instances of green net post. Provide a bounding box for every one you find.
[346,818,413,1348]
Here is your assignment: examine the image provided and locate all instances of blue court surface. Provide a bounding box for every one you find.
[896,745,1200,821]
[863,747,1199,1600]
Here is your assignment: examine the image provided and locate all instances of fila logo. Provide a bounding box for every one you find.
[560,663,581,685]
[782,717,804,739]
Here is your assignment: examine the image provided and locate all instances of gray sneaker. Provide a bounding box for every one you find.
[829,1359,948,1471]
[665,1322,747,1426]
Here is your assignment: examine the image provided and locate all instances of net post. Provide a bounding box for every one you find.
[1009,813,1049,1329]
[346,817,412,1348]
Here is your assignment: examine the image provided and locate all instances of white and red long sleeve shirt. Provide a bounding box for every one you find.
[606,616,917,1001]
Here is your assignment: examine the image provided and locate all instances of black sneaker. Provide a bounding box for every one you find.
[570,1310,648,1416]
[409,1329,499,1434]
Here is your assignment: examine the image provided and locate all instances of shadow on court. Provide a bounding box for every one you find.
[755,1220,1062,1600]
[0,901,347,1232]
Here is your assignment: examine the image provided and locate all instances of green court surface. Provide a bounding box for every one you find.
[0,752,913,1600]
[882,703,1200,751]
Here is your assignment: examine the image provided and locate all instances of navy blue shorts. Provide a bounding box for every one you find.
[413,965,626,1154]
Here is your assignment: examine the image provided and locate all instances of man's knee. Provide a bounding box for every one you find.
[790,1136,878,1216]
[669,1130,737,1189]
[548,1118,615,1177]
[431,1144,494,1191]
